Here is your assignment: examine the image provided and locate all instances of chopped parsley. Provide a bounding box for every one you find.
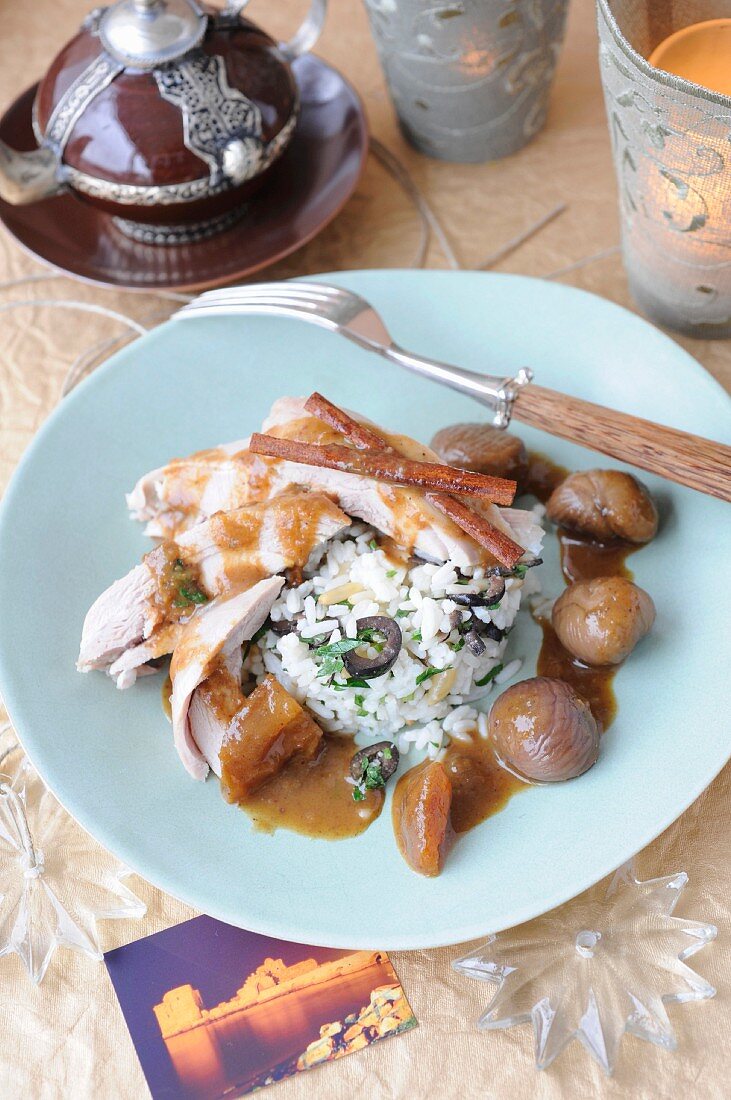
[486,600,502,611]
[475,663,503,687]
[450,637,465,653]
[365,762,386,788]
[416,665,452,686]
[315,631,383,681]
[173,584,208,607]
[353,693,367,715]
[368,539,378,551]
[395,609,410,618]
[316,638,366,659]
[170,557,208,608]
[411,629,422,642]
[386,569,397,578]
[346,677,372,690]
[318,654,344,680]
[351,755,388,801]
[513,564,528,578]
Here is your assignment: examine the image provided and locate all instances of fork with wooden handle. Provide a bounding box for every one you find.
[174,281,731,503]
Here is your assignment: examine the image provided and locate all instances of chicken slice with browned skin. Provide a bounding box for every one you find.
[127,397,543,567]
[170,577,284,780]
[78,492,350,684]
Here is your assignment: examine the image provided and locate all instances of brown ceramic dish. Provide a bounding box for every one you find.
[0,55,368,292]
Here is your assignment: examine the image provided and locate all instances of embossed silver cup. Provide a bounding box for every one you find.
[363,0,568,162]
[598,0,731,337]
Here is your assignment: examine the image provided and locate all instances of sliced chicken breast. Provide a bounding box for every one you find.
[79,492,349,684]
[170,576,284,780]
[175,491,348,593]
[127,397,543,566]
[78,563,162,672]
[126,440,279,538]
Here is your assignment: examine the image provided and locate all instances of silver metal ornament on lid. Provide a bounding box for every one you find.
[98,0,207,69]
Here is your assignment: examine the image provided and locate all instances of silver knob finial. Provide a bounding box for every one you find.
[99,0,207,69]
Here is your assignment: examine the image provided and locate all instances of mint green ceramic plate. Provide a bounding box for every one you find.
[0,271,729,949]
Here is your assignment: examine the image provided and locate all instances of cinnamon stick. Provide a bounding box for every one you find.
[249,433,516,503]
[305,392,384,450]
[303,392,526,567]
[426,493,524,568]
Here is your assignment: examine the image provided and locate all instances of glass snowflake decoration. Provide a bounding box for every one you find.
[453,862,717,1075]
[0,730,146,984]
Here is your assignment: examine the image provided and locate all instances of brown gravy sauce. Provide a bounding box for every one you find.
[526,452,636,735]
[239,734,384,839]
[442,739,524,833]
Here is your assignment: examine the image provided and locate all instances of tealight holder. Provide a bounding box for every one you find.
[363,0,568,163]
[597,0,731,336]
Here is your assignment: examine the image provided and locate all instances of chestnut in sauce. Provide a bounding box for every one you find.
[552,576,656,667]
[430,423,528,482]
[488,677,600,782]
[391,760,454,876]
[546,469,658,544]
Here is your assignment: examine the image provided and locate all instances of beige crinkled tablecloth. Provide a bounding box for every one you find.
[1,1,730,1097]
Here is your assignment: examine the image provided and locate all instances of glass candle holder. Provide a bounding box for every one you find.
[363,0,569,163]
[597,0,731,337]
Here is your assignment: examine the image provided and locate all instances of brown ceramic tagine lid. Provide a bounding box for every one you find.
[0,0,327,244]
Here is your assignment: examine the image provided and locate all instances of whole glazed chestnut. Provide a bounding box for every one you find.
[552,576,656,667]
[488,676,600,782]
[546,469,658,544]
[430,423,527,483]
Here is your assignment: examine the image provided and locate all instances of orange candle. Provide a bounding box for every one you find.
[649,19,731,96]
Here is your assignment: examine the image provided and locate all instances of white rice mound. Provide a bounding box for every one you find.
[247,522,543,760]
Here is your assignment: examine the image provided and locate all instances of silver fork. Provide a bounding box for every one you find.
[172,281,532,429]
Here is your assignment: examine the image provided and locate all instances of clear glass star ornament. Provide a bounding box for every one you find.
[0,724,146,984]
[453,861,717,1075]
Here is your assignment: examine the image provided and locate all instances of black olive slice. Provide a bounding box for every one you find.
[478,621,505,643]
[350,741,400,785]
[342,615,402,679]
[451,577,505,608]
[486,556,543,578]
[269,618,297,636]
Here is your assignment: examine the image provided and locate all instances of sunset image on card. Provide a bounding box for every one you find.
[105,916,416,1099]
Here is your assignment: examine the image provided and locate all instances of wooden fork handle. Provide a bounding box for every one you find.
[512,383,731,503]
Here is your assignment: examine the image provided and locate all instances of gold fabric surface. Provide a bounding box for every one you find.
[0,1,729,1096]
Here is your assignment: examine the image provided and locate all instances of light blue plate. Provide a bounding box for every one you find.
[1,271,729,950]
